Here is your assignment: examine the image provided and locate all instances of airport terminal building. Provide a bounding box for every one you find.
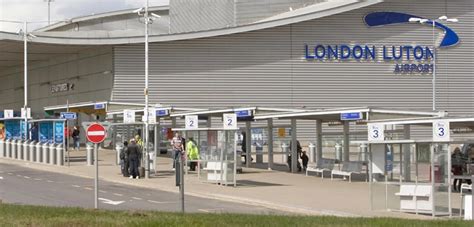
[0,0,473,136]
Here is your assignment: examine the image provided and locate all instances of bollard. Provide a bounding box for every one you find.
[308,143,316,163]
[56,144,64,166]
[36,142,42,163]
[42,143,49,164]
[86,143,93,166]
[17,140,23,160]
[29,141,36,162]
[335,143,342,161]
[115,144,123,165]
[23,140,29,161]
[0,139,4,158]
[5,139,11,158]
[49,143,56,165]
[11,140,17,159]
[281,143,289,163]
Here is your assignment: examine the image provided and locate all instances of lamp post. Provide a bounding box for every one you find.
[409,16,459,111]
[44,0,55,25]
[1,20,36,140]
[134,1,160,179]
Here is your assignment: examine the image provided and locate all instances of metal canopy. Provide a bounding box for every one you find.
[253,107,444,122]
[44,101,154,115]
[368,116,474,129]
[106,106,205,118]
[169,106,306,119]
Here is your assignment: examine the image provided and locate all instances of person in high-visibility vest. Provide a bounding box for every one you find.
[187,138,199,171]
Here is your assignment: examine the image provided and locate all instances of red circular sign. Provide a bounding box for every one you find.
[86,123,107,144]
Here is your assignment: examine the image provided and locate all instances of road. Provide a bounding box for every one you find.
[0,163,282,214]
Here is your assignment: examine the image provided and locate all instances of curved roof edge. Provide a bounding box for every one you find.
[2,0,383,46]
[35,5,170,32]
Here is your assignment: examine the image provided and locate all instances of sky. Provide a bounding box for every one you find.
[0,0,169,32]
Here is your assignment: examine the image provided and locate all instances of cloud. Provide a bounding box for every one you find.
[0,0,168,32]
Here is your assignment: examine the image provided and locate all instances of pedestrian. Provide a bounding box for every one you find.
[171,132,184,171]
[128,139,141,179]
[301,150,309,172]
[187,137,199,171]
[72,126,80,151]
[120,141,129,177]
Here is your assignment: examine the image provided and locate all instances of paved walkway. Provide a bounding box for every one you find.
[0,148,436,219]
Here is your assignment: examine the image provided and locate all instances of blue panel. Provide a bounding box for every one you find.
[60,112,77,119]
[54,122,64,144]
[156,109,169,117]
[94,103,105,109]
[39,122,53,143]
[235,110,252,118]
[5,120,21,140]
[364,12,459,48]
[340,112,362,120]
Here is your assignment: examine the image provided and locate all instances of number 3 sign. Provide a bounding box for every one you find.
[185,115,199,129]
[223,113,237,129]
[368,123,384,142]
[433,120,450,142]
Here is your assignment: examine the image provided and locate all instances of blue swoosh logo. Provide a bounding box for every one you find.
[364,12,459,48]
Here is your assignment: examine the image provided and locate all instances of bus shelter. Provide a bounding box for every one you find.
[170,107,306,170]
[106,106,203,176]
[172,127,239,187]
[366,117,474,218]
[254,107,443,173]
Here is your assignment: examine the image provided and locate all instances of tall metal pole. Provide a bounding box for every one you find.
[432,20,436,111]
[48,1,50,25]
[94,143,98,209]
[23,21,28,140]
[144,0,150,179]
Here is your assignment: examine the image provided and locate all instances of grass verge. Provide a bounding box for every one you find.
[0,203,471,227]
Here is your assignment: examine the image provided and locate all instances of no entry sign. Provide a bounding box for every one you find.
[86,123,107,144]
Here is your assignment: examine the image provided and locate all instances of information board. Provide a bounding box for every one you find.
[54,122,65,144]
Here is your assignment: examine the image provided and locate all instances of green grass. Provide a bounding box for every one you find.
[0,203,470,227]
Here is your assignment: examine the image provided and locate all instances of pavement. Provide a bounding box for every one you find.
[0,147,443,219]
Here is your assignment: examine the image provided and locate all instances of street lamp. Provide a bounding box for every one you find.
[1,20,36,140]
[409,16,459,111]
[44,0,55,25]
[134,0,160,179]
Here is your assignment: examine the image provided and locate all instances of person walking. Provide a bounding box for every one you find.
[72,126,80,151]
[288,140,303,172]
[120,141,129,177]
[187,137,199,171]
[171,132,184,171]
[128,139,141,179]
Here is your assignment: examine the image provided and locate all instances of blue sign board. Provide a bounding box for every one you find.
[39,122,53,143]
[54,122,64,144]
[5,120,21,140]
[156,109,169,117]
[235,110,252,118]
[340,112,363,121]
[60,112,77,119]
[94,103,105,110]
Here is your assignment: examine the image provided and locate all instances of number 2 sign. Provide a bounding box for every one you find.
[185,115,199,129]
[223,113,237,129]
[433,120,450,142]
[368,123,384,142]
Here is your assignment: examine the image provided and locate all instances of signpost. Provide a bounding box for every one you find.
[4,110,14,119]
[368,123,385,142]
[223,113,237,129]
[86,123,107,209]
[123,110,135,123]
[432,120,450,142]
[341,112,363,120]
[185,115,198,129]
[60,112,77,119]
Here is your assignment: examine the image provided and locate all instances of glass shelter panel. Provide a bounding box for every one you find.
[432,143,450,216]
